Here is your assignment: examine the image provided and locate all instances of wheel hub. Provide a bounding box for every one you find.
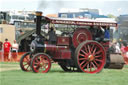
[77,33,87,43]
[88,55,94,61]
[27,61,31,65]
[72,28,92,48]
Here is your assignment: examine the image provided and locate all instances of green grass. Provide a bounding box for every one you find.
[0,62,128,85]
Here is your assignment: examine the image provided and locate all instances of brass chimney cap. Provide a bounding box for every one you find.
[36,11,42,16]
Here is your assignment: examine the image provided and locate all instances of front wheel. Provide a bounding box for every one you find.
[31,53,51,73]
[75,41,106,74]
[20,52,33,71]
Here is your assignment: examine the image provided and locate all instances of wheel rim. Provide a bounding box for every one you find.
[77,41,105,73]
[20,52,32,71]
[32,54,51,73]
[77,33,87,44]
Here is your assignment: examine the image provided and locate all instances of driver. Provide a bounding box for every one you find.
[48,27,57,44]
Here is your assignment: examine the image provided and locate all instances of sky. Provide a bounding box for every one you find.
[0,0,128,16]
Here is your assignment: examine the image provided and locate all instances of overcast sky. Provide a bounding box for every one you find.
[0,0,128,16]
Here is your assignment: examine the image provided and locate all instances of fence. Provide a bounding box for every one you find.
[0,51,25,62]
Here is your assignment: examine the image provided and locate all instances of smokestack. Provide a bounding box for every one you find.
[36,11,42,35]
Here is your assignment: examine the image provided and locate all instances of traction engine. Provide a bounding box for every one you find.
[20,12,124,74]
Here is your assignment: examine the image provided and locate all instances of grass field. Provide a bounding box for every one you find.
[0,62,128,85]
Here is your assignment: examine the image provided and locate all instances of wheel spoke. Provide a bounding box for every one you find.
[82,61,89,69]
[95,55,102,58]
[90,62,92,72]
[91,62,97,70]
[36,63,40,67]
[25,56,29,61]
[92,47,97,55]
[23,63,28,66]
[79,53,85,57]
[38,65,43,71]
[35,57,40,63]
[26,65,30,70]
[95,50,102,55]
[39,56,44,64]
[79,57,87,60]
[87,45,91,54]
[80,60,86,66]
[90,44,95,52]
[34,62,39,65]
[81,49,88,56]
[34,58,40,68]
[43,64,47,69]
[93,60,100,67]
[40,56,42,61]
[87,63,89,72]
[95,59,103,63]
[23,60,28,63]
[84,46,89,54]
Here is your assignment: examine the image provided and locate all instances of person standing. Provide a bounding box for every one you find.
[0,41,2,51]
[11,40,19,62]
[0,41,3,61]
[3,38,11,62]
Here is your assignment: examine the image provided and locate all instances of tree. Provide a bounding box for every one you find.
[107,14,117,18]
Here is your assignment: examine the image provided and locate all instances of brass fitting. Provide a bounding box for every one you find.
[36,11,42,16]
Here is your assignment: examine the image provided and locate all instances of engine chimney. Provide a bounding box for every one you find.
[36,11,42,35]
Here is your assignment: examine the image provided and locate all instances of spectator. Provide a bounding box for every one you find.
[120,43,126,54]
[0,41,3,51]
[3,38,11,62]
[0,41,3,61]
[11,40,19,62]
[115,42,121,53]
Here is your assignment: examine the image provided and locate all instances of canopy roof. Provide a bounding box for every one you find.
[43,16,117,27]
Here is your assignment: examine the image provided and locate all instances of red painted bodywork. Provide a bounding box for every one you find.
[44,36,71,59]
[57,36,70,46]
[100,42,109,51]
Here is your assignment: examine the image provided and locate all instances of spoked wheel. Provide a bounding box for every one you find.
[20,52,33,71]
[75,40,106,74]
[59,63,81,72]
[31,53,51,73]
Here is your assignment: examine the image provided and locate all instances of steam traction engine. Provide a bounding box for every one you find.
[20,12,124,74]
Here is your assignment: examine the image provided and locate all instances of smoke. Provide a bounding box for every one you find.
[37,0,101,15]
[37,0,128,16]
[37,0,48,10]
[37,0,65,14]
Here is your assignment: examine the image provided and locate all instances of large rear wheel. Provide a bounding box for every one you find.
[75,41,106,74]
